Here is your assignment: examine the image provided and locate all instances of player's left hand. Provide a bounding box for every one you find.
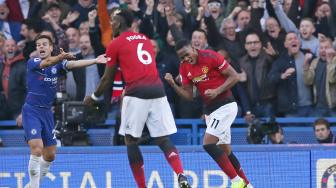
[96,54,109,64]
[204,89,219,99]
[83,96,96,106]
[16,114,22,127]
[59,48,76,60]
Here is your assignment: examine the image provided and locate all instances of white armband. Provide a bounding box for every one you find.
[91,93,99,101]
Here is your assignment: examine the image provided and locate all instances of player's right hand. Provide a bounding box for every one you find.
[83,96,96,106]
[281,67,295,79]
[164,73,175,86]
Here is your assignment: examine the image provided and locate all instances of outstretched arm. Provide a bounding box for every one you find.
[66,54,107,69]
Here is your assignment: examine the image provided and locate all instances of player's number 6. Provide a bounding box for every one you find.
[137,43,152,65]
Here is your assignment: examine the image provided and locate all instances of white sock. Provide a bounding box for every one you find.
[231,175,241,182]
[40,157,51,182]
[28,155,40,188]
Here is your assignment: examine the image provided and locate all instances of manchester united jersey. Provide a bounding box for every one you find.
[106,31,165,99]
[179,49,233,112]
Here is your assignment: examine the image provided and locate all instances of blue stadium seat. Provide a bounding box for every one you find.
[87,128,115,146]
[170,128,192,145]
[0,130,27,147]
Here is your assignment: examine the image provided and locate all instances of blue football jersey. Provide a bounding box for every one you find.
[25,57,68,108]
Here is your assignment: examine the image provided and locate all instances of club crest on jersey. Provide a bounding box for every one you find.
[31,129,37,135]
[34,58,41,62]
[51,67,57,74]
[202,66,209,74]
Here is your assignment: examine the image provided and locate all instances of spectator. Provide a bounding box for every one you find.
[0,1,21,42]
[29,0,70,21]
[268,32,313,117]
[65,27,85,100]
[0,39,26,120]
[71,0,95,28]
[79,21,89,36]
[78,34,101,99]
[264,17,287,55]
[303,38,336,116]
[235,9,251,32]
[41,3,64,33]
[267,125,285,144]
[65,27,80,54]
[314,118,336,143]
[6,0,29,22]
[271,0,320,56]
[191,29,210,50]
[207,0,225,29]
[239,32,276,119]
[22,19,42,60]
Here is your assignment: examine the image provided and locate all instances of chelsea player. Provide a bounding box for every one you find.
[20,34,107,188]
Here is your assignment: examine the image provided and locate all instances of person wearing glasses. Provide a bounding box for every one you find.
[239,32,277,122]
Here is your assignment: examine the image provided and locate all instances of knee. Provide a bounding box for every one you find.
[203,144,211,152]
[154,136,170,146]
[125,134,138,145]
[203,144,223,158]
[43,151,56,162]
[30,145,43,156]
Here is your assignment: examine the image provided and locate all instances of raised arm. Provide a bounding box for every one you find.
[271,0,299,34]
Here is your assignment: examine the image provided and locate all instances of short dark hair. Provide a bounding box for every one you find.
[193,29,207,37]
[25,19,43,33]
[314,118,330,130]
[35,34,53,45]
[244,32,261,44]
[116,9,134,27]
[175,39,191,51]
[46,3,60,11]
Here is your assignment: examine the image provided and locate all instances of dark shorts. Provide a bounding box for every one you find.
[22,103,57,146]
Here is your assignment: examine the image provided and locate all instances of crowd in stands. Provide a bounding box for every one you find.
[0,0,335,144]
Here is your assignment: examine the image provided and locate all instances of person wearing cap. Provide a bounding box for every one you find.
[207,0,225,29]
[28,0,70,21]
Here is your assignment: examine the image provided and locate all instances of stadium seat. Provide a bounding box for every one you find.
[87,128,115,146]
[0,130,27,147]
[170,128,192,145]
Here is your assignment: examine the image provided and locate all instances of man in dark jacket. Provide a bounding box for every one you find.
[239,33,276,119]
[268,32,313,116]
[0,39,26,120]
